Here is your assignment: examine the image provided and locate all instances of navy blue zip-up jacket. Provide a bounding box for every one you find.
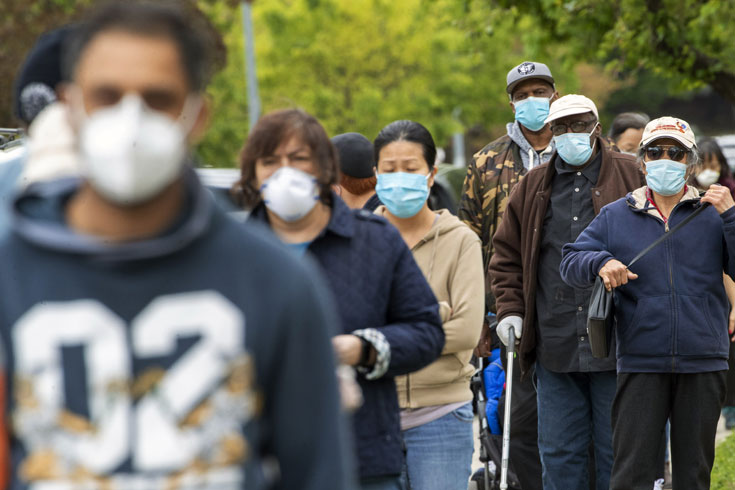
[251,196,444,479]
[0,171,356,490]
[560,186,735,374]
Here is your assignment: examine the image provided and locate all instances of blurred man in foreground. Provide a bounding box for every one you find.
[0,2,354,489]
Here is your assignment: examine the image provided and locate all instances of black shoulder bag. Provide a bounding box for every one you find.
[587,202,710,358]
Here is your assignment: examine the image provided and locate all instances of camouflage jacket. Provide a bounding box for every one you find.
[458,134,529,314]
[458,132,619,314]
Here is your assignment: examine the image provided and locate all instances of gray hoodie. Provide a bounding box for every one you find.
[506,120,556,171]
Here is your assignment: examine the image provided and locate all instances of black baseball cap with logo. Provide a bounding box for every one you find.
[506,61,555,95]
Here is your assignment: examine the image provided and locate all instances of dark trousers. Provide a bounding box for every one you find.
[535,362,616,490]
[727,341,735,406]
[499,351,543,490]
[610,371,727,490]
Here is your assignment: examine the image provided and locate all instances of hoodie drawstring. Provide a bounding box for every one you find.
[528,148,535,169]
[426,226,440,283]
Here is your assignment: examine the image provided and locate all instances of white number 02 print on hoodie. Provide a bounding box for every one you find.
[12,291,256,489]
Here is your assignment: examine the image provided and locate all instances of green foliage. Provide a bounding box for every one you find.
[196,0,578,166]
[199,0,579,166]
[712,432,735,490]
[494,0,735,103]
[195,1,249,167]
[2,0,582,167]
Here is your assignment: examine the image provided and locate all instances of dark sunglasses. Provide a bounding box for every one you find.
[644,145,688,162]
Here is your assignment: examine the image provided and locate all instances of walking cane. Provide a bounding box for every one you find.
[500,329,515,490]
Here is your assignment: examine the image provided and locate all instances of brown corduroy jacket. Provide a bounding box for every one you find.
[489,140,645,377]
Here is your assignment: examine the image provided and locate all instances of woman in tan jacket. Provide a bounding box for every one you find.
[373,120,485,490]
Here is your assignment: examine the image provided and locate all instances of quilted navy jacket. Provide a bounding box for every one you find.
[250,195,444,479]
[560,187,735,374]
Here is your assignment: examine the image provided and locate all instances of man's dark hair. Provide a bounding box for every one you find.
[608,112,650,142]
[374,120,437,170]
[236,109,339,209]
[62,0,225,92]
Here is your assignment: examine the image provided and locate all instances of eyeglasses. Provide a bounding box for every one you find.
[550,120,596,136]
[643,145,687,162]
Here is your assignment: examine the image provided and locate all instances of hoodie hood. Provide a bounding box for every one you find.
[10,166,214,262]
[373,207,463,242]
[374,207,468,282]
[506,121,555,170]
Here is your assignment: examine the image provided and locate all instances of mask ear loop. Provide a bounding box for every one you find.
[588,121,600,153]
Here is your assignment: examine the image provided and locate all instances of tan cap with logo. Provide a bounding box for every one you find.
[640,117,696,149]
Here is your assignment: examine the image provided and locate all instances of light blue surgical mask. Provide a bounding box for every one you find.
[375,172,430,218]
[514,97,550,131]
[554,124,598,166]
[645,159,688,196]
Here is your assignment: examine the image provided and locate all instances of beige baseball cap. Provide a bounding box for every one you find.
[544,94,599,124]
[639,116,696,149]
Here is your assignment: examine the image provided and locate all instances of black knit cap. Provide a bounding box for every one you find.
[13,25,76,125]
[332,132,375,179]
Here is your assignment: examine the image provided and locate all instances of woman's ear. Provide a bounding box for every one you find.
[427,166,438,188]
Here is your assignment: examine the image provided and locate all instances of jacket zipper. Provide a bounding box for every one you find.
[630,197,698,371]
[665,201,690,372]
[668,237,676,372]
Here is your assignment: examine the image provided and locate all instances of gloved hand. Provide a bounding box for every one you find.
[497,315,523,346]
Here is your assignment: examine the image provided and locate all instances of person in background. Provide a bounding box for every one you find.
[560,116,735,490]
[332,132,382,211]
[14,25,81,186]
[0,25,80,237]
[490,94,644,490]
[608,112,649,155]
[694,138,735,198]
[692,137,735,431]
[459,61,560,490]
[0,2,354,489]
[372,120,484,489]
[238,108,444,490]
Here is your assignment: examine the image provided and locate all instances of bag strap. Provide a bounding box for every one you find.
[627,201,710,268]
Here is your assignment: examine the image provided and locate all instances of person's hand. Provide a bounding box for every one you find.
[332,335,363,366]
[336,364,363,412]
[701,184,735,215]
[730,305,735,343]
[599,259,638,291]
[497,315,523,346]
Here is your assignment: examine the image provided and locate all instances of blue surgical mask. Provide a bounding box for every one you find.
[514,97,550,131]
[375,172,430,218]
[554,124,598,166]
[645,159,688,196]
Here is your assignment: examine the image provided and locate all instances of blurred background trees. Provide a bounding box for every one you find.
[3,0,735,167]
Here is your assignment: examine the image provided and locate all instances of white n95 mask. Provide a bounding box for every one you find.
[260,167,319,222]
[695,169,720,188]
[78,94,200,206]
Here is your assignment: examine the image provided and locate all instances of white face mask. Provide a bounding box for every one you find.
[76,93,200,206]
[260,166,319,222]
[696,169,720,188]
